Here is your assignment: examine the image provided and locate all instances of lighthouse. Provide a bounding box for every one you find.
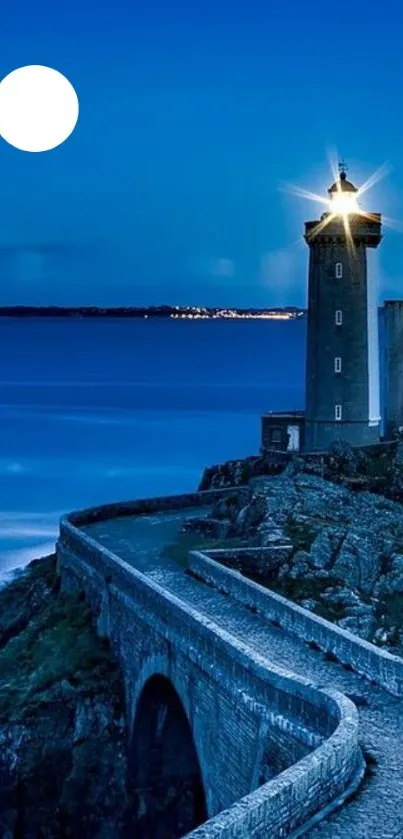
[303,166,382,451]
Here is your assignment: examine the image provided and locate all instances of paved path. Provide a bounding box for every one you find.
[83,510,403,839]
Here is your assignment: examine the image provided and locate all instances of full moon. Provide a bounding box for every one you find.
[0,65,79,153]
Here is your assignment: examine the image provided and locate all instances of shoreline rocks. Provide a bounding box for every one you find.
[0,555,135,838]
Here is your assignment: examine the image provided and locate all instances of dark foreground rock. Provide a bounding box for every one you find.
[0,556,135,839]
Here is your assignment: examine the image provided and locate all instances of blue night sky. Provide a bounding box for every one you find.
[1,0,403,307]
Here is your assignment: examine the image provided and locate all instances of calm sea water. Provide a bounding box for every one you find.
[0,317,305,578]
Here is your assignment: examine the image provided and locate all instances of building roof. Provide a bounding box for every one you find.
[261,411,305,420]
[328,170,358,195]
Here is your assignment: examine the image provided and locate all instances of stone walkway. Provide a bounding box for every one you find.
[84,510,403,839]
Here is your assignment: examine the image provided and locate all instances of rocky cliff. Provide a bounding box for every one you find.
[0,555,135,839]
[198,453,284,490]
[199,439,403,500]
[197,449,403,656]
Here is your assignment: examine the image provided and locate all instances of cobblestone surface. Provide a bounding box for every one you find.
[84,510,403,839]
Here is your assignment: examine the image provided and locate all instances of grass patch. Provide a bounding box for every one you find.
[246,572,346,622]
[375,592,403,631]
[27,554,58,589]
[283,516,318,553]
[161,535,247,568]
[0,555,56,615]
[0,561,122,722]
[372,592,403,653]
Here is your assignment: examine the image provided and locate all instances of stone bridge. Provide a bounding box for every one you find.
[56,489,403,839]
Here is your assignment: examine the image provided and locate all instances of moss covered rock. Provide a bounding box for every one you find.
[0,556,135,838]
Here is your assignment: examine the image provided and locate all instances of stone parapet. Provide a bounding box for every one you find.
[66,487,241,527]
[189,550,403,697]
[57,492,361,839]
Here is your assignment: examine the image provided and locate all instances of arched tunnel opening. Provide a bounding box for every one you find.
[129,675,207,839]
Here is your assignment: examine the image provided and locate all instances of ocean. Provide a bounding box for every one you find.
[0,317,305,579]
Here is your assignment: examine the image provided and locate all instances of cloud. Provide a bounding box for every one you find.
[0,240,92,256]
[0,240,101,290]
[258,247,305,304]
[0,460,28,475]
[192,255,235,281]
[209,257,235,278]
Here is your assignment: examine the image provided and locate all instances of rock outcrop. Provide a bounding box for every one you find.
[199,438,403,501]
[198,454,285,490]
[196,461,403,656]
[0,556,135,838]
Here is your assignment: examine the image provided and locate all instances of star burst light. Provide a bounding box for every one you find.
[283,156,396,255]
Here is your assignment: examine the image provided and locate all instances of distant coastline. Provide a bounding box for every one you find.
[0,305,306,320]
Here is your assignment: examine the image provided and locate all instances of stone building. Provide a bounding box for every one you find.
[379,300,403,438]
[262,167,389,454]
[261,411,305,453]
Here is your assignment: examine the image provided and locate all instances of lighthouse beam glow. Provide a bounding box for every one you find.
[282,157,393,244]
[329,189,360,217]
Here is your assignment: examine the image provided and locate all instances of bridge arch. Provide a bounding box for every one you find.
[129,659,207,839]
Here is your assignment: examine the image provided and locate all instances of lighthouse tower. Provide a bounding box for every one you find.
[303,166,382,451]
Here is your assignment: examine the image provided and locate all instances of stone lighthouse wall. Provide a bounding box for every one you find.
[303,215,382,452]
[382,300,403,436]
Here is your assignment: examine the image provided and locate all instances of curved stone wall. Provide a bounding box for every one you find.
[183,690,358,839]
[188,549,403,697]
[57,490,362,839]
[65,487,239,527]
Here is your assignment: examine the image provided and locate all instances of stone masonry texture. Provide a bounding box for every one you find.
[56,489,402,839]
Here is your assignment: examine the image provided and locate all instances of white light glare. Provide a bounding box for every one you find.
[329,191,359,217]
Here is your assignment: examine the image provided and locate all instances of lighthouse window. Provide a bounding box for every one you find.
[335,263,343,279]
[335,309,343,325]
[335,404,342,421]
[334,357,342,373]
